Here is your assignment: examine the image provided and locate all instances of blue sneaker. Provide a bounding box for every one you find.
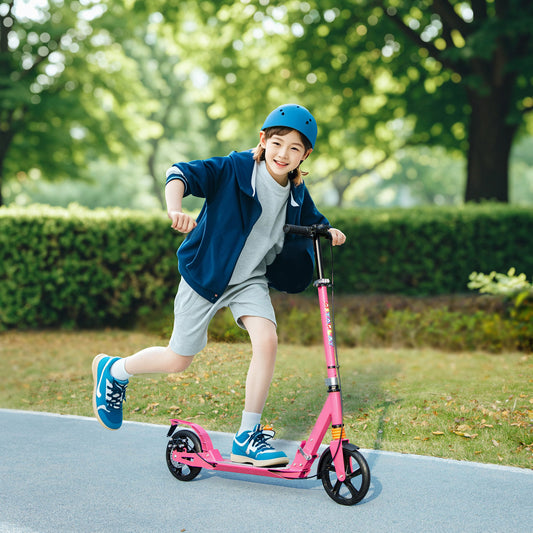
[92,354,128,430]
[231,424,289,467]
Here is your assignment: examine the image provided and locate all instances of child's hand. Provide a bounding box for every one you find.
[328,228,346,246]
[168,211,197,233]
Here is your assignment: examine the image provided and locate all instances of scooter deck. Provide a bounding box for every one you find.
[168,419,315,479]
[171,449,314,479]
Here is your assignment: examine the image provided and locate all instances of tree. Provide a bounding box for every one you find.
[154,0,533,203]
[379,0,533,202]
[0,0,149,206]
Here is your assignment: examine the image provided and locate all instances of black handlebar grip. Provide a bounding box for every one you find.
[283,224,313,237]
[283,224,332,239]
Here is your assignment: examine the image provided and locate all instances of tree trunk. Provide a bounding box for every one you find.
[465,85,517,203]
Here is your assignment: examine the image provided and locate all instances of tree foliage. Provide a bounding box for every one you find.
[2,1,532,206]
[153,0,533,203]
[0,0,148,205]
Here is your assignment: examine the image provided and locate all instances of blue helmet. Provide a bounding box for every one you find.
[261,104,317,148]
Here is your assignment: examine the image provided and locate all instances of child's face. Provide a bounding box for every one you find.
[260,129,312,183]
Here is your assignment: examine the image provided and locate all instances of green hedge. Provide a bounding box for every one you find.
[325,204,533,295]
[1,203,532,330]
[0,205,182,329]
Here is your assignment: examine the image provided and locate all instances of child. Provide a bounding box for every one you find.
[92,104,346,467]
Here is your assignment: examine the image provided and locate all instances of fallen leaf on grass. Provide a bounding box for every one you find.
[452,430,478,439]
[492,439,500,447]
[432,431,444,435]
[142,402,159,414]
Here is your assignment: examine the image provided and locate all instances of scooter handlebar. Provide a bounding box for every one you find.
[283,223,332,240]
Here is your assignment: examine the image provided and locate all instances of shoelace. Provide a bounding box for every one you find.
[249,427,275,451]
[105,379,127,410]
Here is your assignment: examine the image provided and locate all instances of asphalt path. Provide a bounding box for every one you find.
[1,409,531,533]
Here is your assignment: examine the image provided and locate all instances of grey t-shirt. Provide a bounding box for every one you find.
[228,161,290,285]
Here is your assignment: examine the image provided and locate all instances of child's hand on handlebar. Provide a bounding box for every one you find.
[328,228,346,246]
[168,211,197,233]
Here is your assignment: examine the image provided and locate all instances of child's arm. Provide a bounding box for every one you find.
[165,179,197,233]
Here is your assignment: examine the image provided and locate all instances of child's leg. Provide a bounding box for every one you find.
[93,346,193,431]
[94,278,209,431]
[231,315,288,466]
[121,345,194,375]
[239,315,277,414]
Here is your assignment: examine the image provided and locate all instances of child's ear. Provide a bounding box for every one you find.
[259,130,267,148]
[302,148,313,161]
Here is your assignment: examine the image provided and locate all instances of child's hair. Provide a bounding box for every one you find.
[252,126,312,185]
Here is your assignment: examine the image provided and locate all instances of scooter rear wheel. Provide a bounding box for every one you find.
[166,429,202,481]
[318,444,370,505]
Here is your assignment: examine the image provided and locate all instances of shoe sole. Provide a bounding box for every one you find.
[230,453,289,468]
[92,353,118,431]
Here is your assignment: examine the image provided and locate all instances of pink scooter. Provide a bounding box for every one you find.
[165,224,370,505]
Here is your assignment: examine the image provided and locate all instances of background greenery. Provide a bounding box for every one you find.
[1,203,532,352]
[2,1,533,209]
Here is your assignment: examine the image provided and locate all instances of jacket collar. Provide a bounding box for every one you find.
[229,150,256,197]
[289,180,305,207]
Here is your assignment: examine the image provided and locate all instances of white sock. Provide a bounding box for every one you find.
[110,358,133,382]
[238,411,261,434]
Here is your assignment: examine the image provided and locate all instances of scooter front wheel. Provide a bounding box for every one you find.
[166,429,202,481]
[318,443,370,505]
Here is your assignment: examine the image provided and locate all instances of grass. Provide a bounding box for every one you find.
[1,330,531,469]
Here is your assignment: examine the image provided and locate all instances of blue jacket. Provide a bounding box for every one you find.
[167,150,329,303]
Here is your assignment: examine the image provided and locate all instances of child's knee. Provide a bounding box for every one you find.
[251,325,277,350]
[264,321,278,344]
[242,316,278,346]
[165,347,194,373]
[266,328,278,349]
[255,327,278,356]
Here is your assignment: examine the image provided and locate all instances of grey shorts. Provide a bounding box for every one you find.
[169,278,276,356]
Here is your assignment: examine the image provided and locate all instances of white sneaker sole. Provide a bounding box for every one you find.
[92,353,118,431]
[230,453,289,467]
